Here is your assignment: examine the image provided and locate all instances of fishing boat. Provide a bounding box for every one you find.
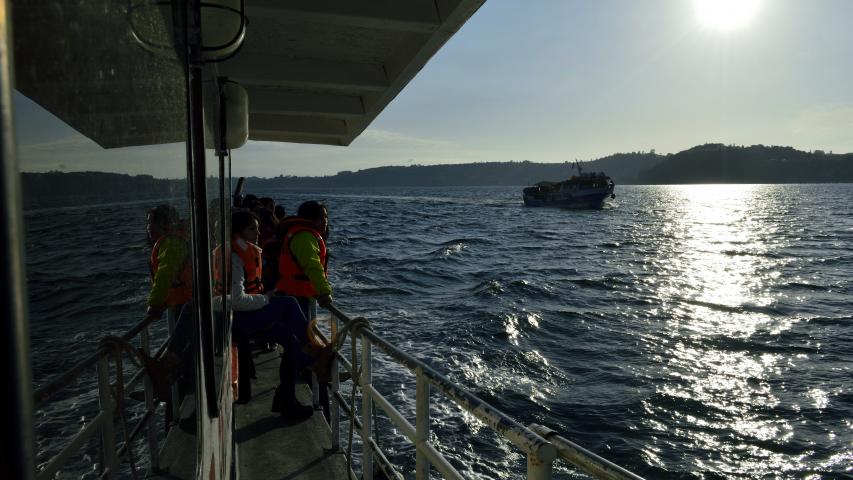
[523,161,616,208]
[2,1,644,479]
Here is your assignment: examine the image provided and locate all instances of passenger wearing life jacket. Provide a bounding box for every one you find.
[227,210,315,420]
[275,200,332,312]
[146,205,192,320]
[273,201,337,420]
[141,205,195,403]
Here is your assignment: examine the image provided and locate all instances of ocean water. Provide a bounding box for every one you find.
[27,184,852,479]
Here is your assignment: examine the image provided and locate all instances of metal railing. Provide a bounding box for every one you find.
[32,311,174,480]
[32,301,647,480]
[323,303,646,480]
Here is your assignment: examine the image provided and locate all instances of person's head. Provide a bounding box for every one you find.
[273,204,286,220]
[260,197,275,213]
[147,205,179,242]
[245,200,263,213]
[232,210,260,244]
[297,200,328,234]
[256,210,278,241]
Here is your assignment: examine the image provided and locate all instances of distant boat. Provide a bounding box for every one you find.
[523,161,615,208]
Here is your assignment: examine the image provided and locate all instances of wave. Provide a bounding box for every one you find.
[776,281,831,292]
[348,285,415,296]
[677,298,785,316]
[686,334,820,355]
[23,184,853,480]
[721,249,784,259]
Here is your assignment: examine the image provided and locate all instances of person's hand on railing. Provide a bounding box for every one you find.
[145,305,166,321]
[316,293,332,308]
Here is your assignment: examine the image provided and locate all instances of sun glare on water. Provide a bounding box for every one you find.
[693,0,764,31]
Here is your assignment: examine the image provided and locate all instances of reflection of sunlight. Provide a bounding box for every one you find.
[647,185,800,474]
[659,184,778,337]
[503,313,520,345]
[660,343,780,414]
[502,311,541,346]
[808,388,828,410]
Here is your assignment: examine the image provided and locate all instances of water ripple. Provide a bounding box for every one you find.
[26,184,853,479]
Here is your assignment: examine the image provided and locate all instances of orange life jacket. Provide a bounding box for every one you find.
[275,224,327,297]
[233,240,264,294]
[149,228,193,306]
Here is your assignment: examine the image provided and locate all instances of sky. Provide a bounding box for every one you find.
[14,0,853,178]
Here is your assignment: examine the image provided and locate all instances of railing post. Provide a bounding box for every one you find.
[166,306,180,420]
[96,356,115,478]
[415,368,430,480]
[140,327,160,471]
[361,334,373,479]
[311,372,320,409]
[330,314,340,451]
[526,452,554,480]
[310,303,320,409]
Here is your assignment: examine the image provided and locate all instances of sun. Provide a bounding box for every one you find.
[693,0,764,31]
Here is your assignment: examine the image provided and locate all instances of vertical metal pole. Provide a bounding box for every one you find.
[415,369,430,480]
[217,149,227,357]
[216,82,229,359]
[187,0,218,417]
[97,356,116,478]
[330,314,340,451]
[0,1,35,478]
[361,335,373,479]
[526,453,553,480]
[140,328,160,470]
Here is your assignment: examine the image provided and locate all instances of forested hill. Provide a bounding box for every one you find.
[245,144,853,188]
[248,151,663,189]
[20,144,853,207]
[636,144,853,184]
[21,171,187,209]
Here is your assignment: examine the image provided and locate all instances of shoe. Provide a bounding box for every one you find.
[280,401,314,420]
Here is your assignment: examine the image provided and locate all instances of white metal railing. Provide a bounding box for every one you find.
[34,300,647,480]
[323,303,646,480]
[530,425,645,480]
[32,310,177,480]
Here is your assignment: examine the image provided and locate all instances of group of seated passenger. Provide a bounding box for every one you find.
[144,196,333,421]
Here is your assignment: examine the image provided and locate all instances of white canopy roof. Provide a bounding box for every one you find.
[13,0,485,148]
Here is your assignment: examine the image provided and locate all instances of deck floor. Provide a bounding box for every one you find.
[235,350,349,480]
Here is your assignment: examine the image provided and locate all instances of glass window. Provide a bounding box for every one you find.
[14,0,197,476]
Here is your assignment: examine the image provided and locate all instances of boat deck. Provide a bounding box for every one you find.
[235,349,349,480]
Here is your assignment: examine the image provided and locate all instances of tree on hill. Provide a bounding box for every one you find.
[636,143,853,184]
